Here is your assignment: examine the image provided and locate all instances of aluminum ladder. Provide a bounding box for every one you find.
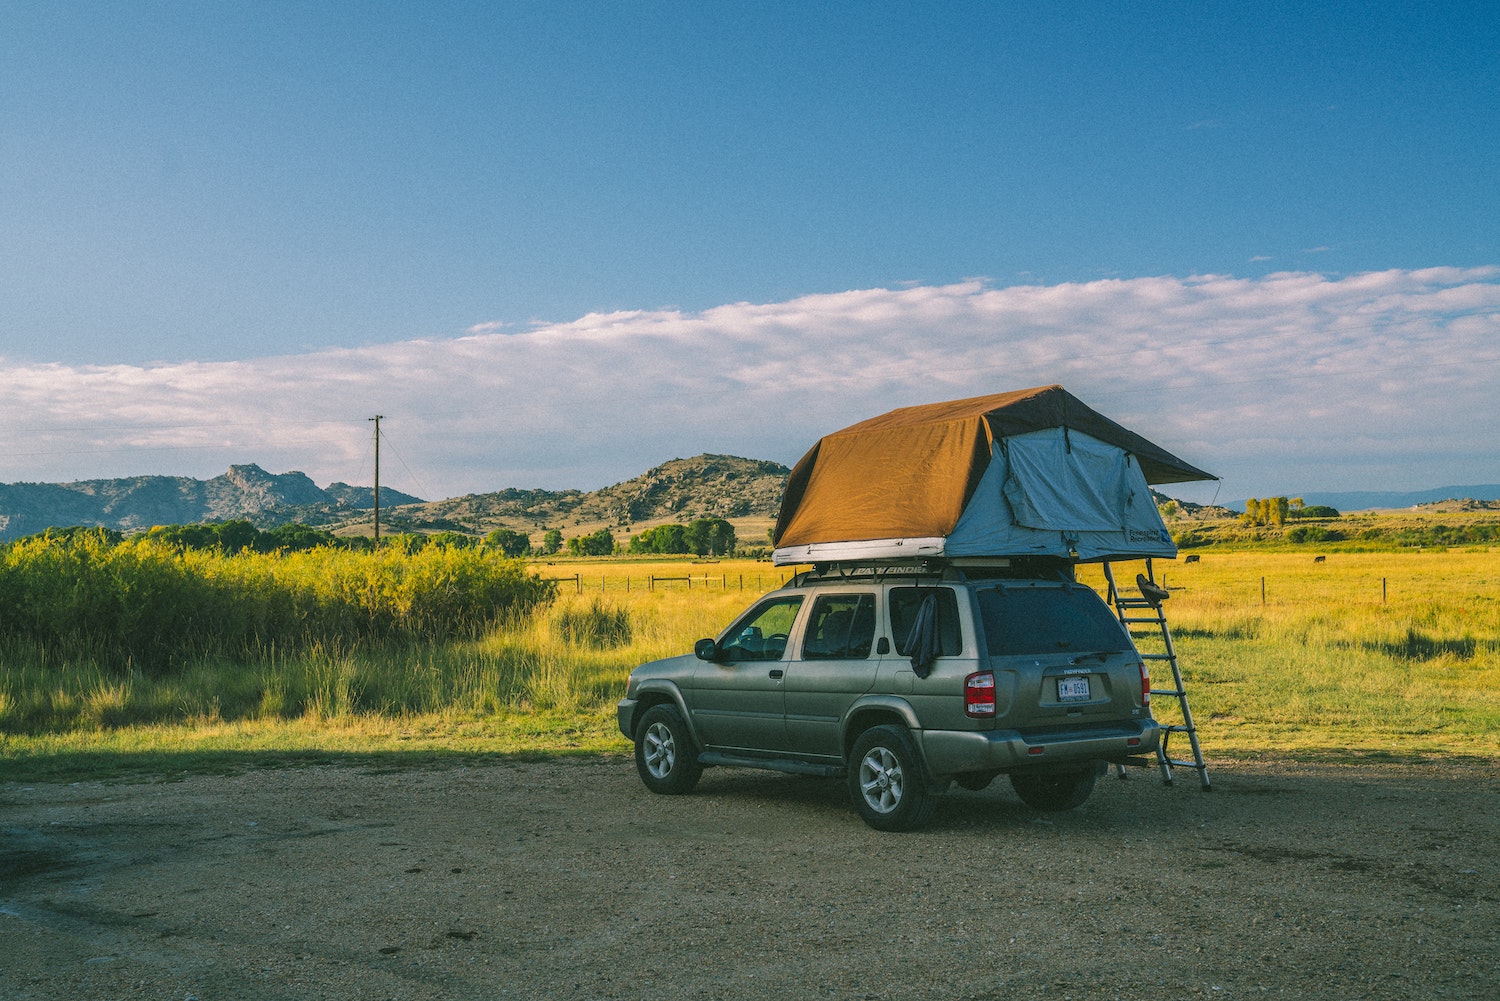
[1102,559,1211,790]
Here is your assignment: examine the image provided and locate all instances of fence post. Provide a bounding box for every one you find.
[1261,576,1266,605]
[1383,577,1387,603]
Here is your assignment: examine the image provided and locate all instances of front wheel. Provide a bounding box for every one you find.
[1010,769,1097,811]
[634,704,703,795]
[847,725,936,831]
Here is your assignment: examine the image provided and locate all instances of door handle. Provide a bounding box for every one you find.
[769,669,784,679]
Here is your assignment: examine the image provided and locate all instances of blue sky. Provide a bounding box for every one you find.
[1,2,1496,504]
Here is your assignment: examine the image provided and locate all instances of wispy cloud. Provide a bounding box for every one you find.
[2,269,1497,501]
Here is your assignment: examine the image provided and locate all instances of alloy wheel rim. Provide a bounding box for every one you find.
[858,746,903,813]
[643,722,676,778]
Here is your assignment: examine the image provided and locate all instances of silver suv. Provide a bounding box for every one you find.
[618,558,1160,830]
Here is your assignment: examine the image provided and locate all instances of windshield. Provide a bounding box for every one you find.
[976,584,1130,656]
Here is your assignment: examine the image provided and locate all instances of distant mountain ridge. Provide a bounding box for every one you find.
[0,464,421,540]
[395,455,791,535]
[2,457,1495,541]
[1261,485,1500,512]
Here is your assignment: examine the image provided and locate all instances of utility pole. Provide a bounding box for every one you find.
[369,415,383,544]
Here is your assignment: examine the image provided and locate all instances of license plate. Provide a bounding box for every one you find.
[1057,677,1091,701]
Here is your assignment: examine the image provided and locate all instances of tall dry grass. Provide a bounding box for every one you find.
[3,548,1496,764]
[1079,550,1500,757]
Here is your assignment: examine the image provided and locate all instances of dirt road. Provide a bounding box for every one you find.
[2,755,1496,1000]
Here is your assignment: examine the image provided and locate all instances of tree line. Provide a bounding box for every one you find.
[16,515,744,559]
[1239,497,1340,527]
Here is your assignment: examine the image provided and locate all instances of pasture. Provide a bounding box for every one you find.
[2,544,1497,781]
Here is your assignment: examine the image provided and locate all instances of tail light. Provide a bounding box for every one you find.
[1139,661,1151,706]
[965,671,996,718]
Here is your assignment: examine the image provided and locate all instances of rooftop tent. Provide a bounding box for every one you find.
[771,385,1215,565]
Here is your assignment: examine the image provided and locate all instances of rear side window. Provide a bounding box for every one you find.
[976,585,1130,656]
[889,587,963,658]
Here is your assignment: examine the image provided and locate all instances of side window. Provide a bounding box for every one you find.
[721,595,804,661]
[888,587,963,658]
[802,594,876,660]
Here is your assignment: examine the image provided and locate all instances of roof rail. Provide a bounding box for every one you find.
[785,555,1077,587]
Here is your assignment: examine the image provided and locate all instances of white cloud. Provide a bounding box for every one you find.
[2,268,1497,501]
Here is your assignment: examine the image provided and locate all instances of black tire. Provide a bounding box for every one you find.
[634,704,703,795]
[847,725,936,831]
[1010,769,1097,811]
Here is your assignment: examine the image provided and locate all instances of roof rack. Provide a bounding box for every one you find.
[786,554,1079,587]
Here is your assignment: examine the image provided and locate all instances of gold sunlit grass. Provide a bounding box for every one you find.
[4,551,1498,781]
[1079,550,1500,759]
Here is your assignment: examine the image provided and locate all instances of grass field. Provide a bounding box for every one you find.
[3,548,1497,782]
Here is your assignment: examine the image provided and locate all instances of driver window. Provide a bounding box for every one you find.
[721,596,804,661]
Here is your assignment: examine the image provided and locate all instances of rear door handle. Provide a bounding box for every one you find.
[769,669,784,679]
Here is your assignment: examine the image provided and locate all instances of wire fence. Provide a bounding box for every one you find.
[541,572,795,595]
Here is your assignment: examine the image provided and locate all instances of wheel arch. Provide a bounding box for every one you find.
[840,696,923,763]
[626,682,696,743]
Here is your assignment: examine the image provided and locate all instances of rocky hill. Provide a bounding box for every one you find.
[0,464,421,540]
[13,454,1488,544]
[387,455,791,536]
[0,455,789,541]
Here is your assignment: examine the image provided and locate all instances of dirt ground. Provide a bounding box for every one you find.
[2,755,1496,1000]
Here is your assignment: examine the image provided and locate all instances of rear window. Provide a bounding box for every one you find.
[976,584,1130,656]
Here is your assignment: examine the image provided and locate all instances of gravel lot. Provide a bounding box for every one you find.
[2,755,1496,1000]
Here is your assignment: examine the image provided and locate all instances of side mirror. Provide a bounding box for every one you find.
[694,638,722,661]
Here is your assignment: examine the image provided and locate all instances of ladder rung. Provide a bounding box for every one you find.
[1165,760,1207,771]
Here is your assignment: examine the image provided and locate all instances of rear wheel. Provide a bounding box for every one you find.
[634,704,703,795]
[1010,769,1097,811]
[847,725,936,831]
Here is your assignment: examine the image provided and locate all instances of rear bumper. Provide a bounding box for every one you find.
[918,719,1161,776]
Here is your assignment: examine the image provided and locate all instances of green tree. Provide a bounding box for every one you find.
[685,517,737,556]
[485,528,531,557]
[541,528,563,555]
[264,523,340,552]
[629,523,689,554]
[567,528,615,556]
